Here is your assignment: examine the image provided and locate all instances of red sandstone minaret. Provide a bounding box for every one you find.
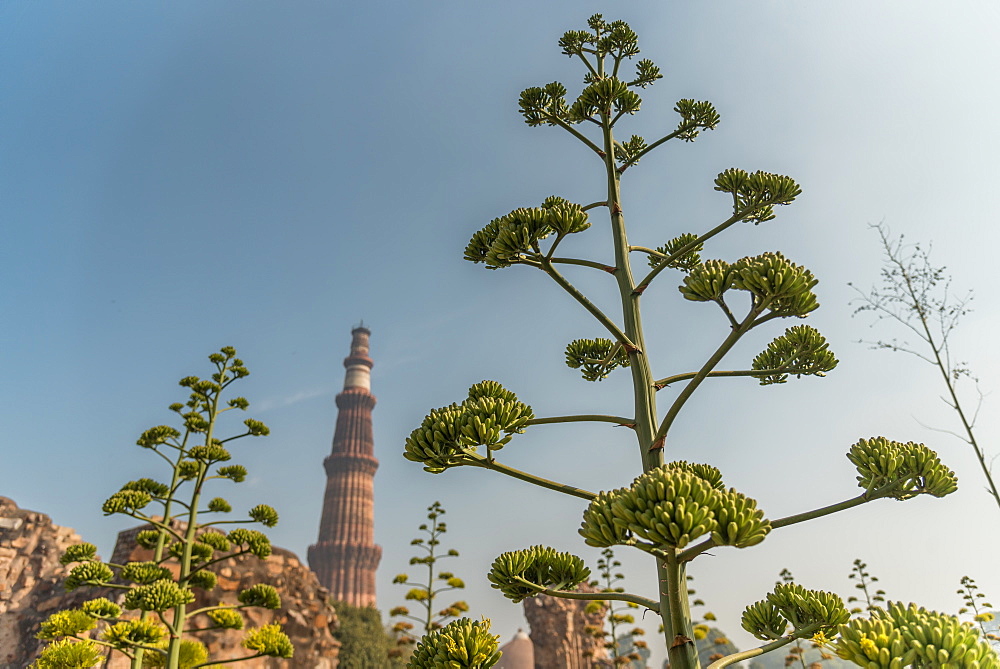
[308,326,382,606]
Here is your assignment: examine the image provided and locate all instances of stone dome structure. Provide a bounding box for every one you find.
[496,628,535,668]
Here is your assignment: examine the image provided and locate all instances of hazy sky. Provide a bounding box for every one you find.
[3,2,1000,666]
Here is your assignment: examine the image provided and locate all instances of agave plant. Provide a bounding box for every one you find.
[403,14,976,669]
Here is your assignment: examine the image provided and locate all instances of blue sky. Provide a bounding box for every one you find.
[3,2,1000,665]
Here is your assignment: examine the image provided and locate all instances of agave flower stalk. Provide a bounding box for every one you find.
[390,502,469,650]
[33,348,292,669]
[404,15,963,669]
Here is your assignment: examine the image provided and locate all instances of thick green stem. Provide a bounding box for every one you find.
[654,314,755,446]
[541,259,635,349]
[653,367,822,389]
[168,383,223,669]
[706,626,823,669]
[663,551,699,669]
[465,454,596,500]
[597,105,659,473]
[618,126,691,173]
[769,488,893,530]
[193,655,265,667]
[678,486,900,562]
[511,576,660,611]
[549,256,617,272]
[634,211,746,295]
[527,414,634,427]
[133,438,188,669]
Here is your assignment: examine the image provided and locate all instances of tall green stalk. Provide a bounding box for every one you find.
[391,502,469,649]
[32,348,294,669]
[403,15,968,669]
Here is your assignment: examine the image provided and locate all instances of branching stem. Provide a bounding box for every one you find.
[706,625,824,669]
[465,454,596,500]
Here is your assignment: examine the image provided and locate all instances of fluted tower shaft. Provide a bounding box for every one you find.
[308,327,382,607]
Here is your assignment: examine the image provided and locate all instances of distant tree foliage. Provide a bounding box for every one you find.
[333,602,406,668]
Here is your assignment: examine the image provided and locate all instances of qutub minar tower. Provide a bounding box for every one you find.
[308,326,382,606]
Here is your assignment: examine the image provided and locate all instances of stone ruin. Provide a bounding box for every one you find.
[0,497,340,668]
[524,582,612,668]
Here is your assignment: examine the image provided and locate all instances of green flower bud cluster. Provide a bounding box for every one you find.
[188,570,218,590]
[407,618,501,669]
[558,15,638,57]
[630,58,662,88]
[579,490,633,547]
[208,497,232,513]
[519,16,674,141]
[101,619,167,647]
[742,583,850,640]
[647,233,704,271]
[136,425,181,449]
[135,530,160,549]
[732,253,819,317]
[80,597,121,619]
[121,478,170,498]
[59,543,98,565]
[228,528,272,558]
[218,464,248,482]
[406,587,431,602]
[177,460,200,479]
[37,609,97,639]
[752,325,839,385]
[102,490,152,515]
[679,252,819,318]
[123,579,195,612]
[169,540,214,562]
[228,396,250,410]
[142,640,208,668]
[464,198,590,269]
[188,443,231,463]
[488,546,591,603]
[207,607,245,630]
[65,562,114,590]
[673,99,721,142]
[579,463,770,549]
[29,638,104,669]
[243,418,270,436]
[564,338,631,381]
[848,437,958,499]
[680,260,736,303]
[714,168,802,223]
[238,583,281,609]
[835,602,998,669]
[577,77,641,117]
[404,381,533,473]
[199,530,231,552]
[614,135,648,165]
[249,504,279,527]
[519,82,571,127]
[669,461,726,490]
[242,624,294,658]
[121,561,172,584]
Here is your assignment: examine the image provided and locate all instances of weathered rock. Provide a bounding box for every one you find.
[0,496,92,669]
[0,500,340,668]
[523,582,610,669]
